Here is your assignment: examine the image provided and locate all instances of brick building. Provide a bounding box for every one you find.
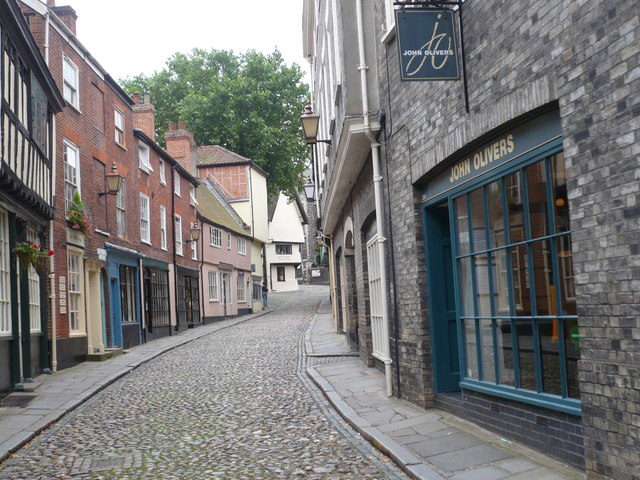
[303,0,639,478]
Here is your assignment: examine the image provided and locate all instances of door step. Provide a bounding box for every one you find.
[87,348,124,362]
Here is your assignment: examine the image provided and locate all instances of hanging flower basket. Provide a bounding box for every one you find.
[68,191,92,238]
[33,249,54,275]
[12,241,39,271]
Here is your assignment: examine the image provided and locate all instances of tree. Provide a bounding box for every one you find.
[121,48,310,197]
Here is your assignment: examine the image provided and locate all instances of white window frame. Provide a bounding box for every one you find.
[115,108,124,146]
[227,233,231,250]
[175,214,183,256]
[140,193,150,244]
[63,139,80,215]
[26,230,41,333]
[138,142,153,173]
[208,270,219,302]
[190,184,198,206]
[191,236,197,260]
[237,272,246,302]
[275,244,292,255]
[367,235,387,359]
[0,208,11,336]
[159,158,166,185]
[116,179,126,237]
[160,205,167,250]
[174,170,181,197]
[210,226,222,248]
[238,237,246,255]
[63,55,79,108]
[68,248,85,335]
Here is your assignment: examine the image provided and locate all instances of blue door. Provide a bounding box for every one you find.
[425,203,460,392]
[110,277,122,347]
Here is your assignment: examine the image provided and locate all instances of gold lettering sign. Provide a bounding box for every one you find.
[449,134,514,184]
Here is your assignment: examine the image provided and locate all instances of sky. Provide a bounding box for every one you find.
[62,0,309,82]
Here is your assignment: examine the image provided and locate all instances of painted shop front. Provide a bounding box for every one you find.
[106,244,142,349]
[421,109,582,464]
[141,259,172,342]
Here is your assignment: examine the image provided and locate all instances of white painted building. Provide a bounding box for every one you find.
[266,193,308,292]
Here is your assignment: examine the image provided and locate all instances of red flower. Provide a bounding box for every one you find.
[48,250,55,256]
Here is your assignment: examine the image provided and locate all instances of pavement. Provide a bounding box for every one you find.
[305,297,585,480]
[0,290,585,479]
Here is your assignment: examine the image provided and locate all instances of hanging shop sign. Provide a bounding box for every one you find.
[423,109,562,202]
[395,9,460,81]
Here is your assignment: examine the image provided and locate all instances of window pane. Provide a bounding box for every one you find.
[492,248,510,315]
[515,321,537,391]
[463,319,478,379]
[538,318,562,396]
[474,254,491,317]
[496,319,515,386]
[556,236,576,315]
[551,152,570,234]
[470,188,486,253]
[511,242,531,316]
[526,161,549,239]
[487,180,505,248]
[455,195,469,256]
[480,320,496,383]
[458,257,474,316]
[506,171,523,244]
[530,240,552,316]
[564,319,580,399]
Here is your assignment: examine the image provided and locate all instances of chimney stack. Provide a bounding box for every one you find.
[51,6,77,35]
[132,92,156,141]
[165,121,196,175]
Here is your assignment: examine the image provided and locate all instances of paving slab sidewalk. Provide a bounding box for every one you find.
[305,298,585,480]
[0,309,271,463]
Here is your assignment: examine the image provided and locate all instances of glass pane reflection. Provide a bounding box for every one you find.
[456,196,470,256]
[464,319,478,379]
[496,319,515,386]
[515,321,537,391]
[480,320,496,383]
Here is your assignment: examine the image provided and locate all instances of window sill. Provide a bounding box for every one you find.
[141,239,151,246]
[381,24,396,44]
[116,143,127,152]
[65,102,82,114]
[69,332,87,338]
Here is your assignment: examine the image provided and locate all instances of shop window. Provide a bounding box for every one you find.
[119,265,137,323]
[452,151,579,410]
[277,266,285,282]
[146,268,169,327]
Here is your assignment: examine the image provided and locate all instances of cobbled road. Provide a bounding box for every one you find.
[0,286,407,479]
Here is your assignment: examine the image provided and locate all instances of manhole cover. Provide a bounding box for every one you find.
[91,458,125,470]
[0,394,35,408]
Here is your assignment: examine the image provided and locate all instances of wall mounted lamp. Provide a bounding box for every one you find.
[300,105,331,145]
[97,163,124,197]
[185,222,201,243]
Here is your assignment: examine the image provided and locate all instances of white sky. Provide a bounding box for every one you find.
[64,0,309,82]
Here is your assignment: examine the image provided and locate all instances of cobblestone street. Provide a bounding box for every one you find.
[0,286,406,479]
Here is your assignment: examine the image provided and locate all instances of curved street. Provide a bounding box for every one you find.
[0,286,407,479]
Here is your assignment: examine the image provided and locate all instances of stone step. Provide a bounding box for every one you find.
[87,348,124,362]
[20,378,43,392]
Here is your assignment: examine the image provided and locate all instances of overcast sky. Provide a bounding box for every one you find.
[64,0,309,82]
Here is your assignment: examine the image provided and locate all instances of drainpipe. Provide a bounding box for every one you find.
[355,0,393,396]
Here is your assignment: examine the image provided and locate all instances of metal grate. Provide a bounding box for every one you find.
[0,394,35,408]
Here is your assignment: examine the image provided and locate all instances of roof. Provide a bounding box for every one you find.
[196,145,269,178]
[268,193,309,224]
[196,178,251,238]
[134,129,199,186]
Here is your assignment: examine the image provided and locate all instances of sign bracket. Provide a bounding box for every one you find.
[394,1,470,113]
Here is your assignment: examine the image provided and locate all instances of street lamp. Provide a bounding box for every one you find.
[97,163,124,197]
[185,222,200,243]
[300,105,331,145]
[303,178,315,202]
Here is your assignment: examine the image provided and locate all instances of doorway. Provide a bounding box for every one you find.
[424,202,460,392]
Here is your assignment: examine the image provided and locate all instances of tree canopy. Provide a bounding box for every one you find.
[121,48,310,197]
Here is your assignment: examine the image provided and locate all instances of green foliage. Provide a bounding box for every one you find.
[121,48,310,197]
[68,191,92,237]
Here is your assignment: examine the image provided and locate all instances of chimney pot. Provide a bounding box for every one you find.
[169,121,176,131]
[144,92,151,104]
[133,92,140,104]
[178,121,187,130]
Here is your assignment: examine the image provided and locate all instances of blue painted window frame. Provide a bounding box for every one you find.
[428,136,581,416]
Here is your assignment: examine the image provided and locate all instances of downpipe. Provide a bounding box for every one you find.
[355,0,393,396]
